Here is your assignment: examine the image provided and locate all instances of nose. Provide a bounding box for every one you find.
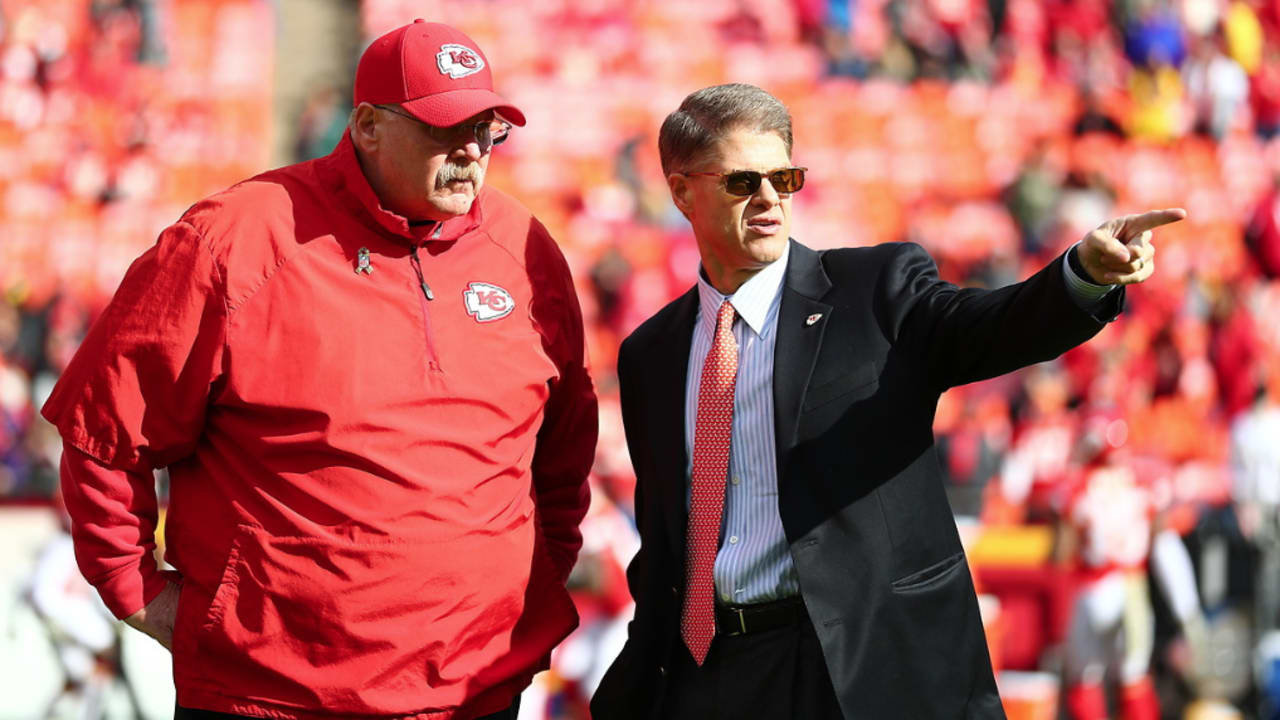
[750,177,780,208]
[453,140,485,162]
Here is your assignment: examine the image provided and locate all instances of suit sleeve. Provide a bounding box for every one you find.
[590,335,659,720]
[528,220,598,583]
[880,242,1122,392]
[615,337,652,612]
[40,220,226,617]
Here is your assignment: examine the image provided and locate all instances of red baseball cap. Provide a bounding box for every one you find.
[354,19,526,127]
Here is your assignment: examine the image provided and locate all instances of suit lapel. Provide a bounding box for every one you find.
[773,240,834,479]
[641,287,699,558]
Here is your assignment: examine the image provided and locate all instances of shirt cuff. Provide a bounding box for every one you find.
[94,560,171,619]
[1063,243,1117,312]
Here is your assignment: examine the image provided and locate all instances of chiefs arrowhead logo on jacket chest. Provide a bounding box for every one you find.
[463,282,515,322]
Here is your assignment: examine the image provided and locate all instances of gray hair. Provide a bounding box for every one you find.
[658,83,793,176]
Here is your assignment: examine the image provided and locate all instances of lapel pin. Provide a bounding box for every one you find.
[805,313,823,326]
[355,247,373,275]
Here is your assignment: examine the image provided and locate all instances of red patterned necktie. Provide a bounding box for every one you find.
[682,299,738,665]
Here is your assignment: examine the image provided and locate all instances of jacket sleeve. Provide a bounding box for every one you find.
[615,335,651,614]
[591,335,660,720]
[40,220,226,617]
[879,242,1122,392]
[59,446,170,619]
[527,219,598,583]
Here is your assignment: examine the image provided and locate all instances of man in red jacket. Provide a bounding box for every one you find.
[41,20,597,720]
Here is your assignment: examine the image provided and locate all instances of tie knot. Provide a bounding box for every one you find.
[716,300,736,331]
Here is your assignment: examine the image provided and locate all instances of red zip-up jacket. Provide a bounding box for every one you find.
[41,134,597,719]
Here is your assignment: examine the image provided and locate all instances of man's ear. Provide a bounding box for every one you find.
[668,173,693,219]
[349,103,380,154]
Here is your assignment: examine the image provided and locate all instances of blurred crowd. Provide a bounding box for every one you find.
[5,0,1280,718]
[0,0,273,501]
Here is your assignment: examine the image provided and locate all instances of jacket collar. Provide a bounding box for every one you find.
[781,238,833,301]
[320,132,483,246]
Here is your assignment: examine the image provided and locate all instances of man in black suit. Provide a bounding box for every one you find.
[590,83,1185,719]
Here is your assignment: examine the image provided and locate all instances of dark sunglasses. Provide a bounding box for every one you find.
[374,104,511,151]
[682,167,807,196]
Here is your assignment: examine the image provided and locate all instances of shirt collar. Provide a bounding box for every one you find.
[319,131,483,246]
[695,241,790,337]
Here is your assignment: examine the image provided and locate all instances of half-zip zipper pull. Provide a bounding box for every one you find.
[408,244,435,300]
[406,241,443,373]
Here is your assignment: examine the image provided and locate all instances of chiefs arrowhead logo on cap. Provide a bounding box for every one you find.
[437,43,485,79]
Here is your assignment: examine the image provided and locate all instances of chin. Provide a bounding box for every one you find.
[428,193,476,218]
[746,234,788,262]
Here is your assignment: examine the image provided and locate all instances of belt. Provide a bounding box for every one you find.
[714,597,806,637]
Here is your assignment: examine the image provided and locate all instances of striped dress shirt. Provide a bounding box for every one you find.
[686,243,798,605]
[683,241,1113,606]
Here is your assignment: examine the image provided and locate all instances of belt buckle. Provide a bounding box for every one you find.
[726,606,747,636]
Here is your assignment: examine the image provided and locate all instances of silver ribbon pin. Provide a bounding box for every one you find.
[355,247,373,275]
[805,313,823,326]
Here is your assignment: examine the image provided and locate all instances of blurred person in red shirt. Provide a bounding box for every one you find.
[1060,416,1204,720]
[1246,173,1280,277]
[1249,44,1280,138]
[40,20,597,720]
[1210,285,1264,419]
[998,363,1080,520]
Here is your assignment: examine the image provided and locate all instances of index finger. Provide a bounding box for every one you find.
[1122,208,1187,238]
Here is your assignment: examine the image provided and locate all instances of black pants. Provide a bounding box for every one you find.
[661,612,843,719]
[175,696,519,720]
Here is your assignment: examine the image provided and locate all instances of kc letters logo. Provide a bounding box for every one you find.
[463,282,514,322]
[437,44,485,79]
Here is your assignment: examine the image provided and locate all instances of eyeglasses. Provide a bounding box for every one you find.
[681,167,807,196]
[374,104,512,151]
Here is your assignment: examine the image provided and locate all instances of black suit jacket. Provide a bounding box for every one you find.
[591,240,1122,720]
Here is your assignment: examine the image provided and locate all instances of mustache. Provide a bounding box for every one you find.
[435,162,483,188]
